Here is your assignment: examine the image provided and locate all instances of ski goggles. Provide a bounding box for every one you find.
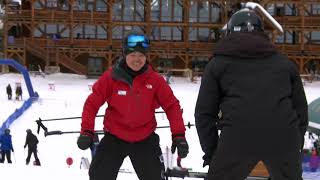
[126,35,150,48]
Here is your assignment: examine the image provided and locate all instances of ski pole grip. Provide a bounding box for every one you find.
[45,130,62,136]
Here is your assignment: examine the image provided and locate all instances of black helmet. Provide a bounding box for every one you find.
[227,9,264,35]
[123,32,150,56]
[26,129,32,133]
[4,128,10,134]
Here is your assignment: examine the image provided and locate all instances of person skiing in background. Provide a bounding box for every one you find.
[6,84,12,100]
[195,8,308,180]
[0,128,14,163]
[24,129,41,166]
[15,85,22,101]
[77,32,189,180]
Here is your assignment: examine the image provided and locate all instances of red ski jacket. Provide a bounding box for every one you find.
[81,63,186,142]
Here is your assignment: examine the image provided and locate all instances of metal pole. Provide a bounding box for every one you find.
[37,111,165,122]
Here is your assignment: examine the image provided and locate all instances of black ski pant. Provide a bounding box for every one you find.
[26,147,40,164]
[89,132,166,180]
[206,152,303,180]
[0,150,12,163]
[7,93,12,100]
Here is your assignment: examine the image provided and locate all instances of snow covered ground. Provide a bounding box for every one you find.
[0,72,319,180]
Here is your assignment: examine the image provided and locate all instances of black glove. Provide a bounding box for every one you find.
[77,131,94,150]
[11,148,14,152]
[24,145,26,149]
[202,154,212,167]
[171,134,189,158]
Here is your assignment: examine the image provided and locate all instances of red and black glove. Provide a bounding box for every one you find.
[171,134,189,158]
[77,130,94,150]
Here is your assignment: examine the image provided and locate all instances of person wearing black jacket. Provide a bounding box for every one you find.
[6,84,12,100]
[195,9,308,180]
[24,129,41,166]
[15,85,22,101]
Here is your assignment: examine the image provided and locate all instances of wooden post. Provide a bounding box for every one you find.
[107,0,113,66]
[70,0,74,44]
[300,1,305,52]
[145,0,151,36]
[183,0,190,51]
[31,0,35,41]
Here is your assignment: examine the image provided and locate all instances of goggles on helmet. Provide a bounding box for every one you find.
[126,35,150,49]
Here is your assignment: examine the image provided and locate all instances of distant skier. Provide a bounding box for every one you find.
[15,85,22,101]
[195,8,308,180]
[0,128,14,163]
[38,64,45,78]
[24,129,41,166]
[77,32,189,180]
[6,84,12,100]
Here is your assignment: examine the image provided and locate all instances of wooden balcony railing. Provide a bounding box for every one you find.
[7,37,320,58]
[275,44,320,55]
[6,9,109,23]
[275,16,320,28]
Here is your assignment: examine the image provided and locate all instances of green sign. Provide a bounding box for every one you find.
[308,97,320,135]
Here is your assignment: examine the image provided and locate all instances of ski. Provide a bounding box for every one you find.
[165,167,270,180]
[166,155,270,180]
[165,167,206,178]
[118,168,135,174]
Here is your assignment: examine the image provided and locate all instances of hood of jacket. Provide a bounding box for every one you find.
[214,32,278,59]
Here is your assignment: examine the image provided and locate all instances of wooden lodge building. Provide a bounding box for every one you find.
[1,0,320,78]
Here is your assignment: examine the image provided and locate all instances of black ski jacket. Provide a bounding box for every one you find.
[24,132,39,149]
[16,86,22,96]
[6,85,12,95]
[195,32,308,161]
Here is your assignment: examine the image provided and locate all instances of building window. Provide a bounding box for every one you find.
[97,26,107,39]
[312,4,320,15]
[96,0,107,12]
[311,31,320,44]
[74,0,85,11]
[47,0,57,8]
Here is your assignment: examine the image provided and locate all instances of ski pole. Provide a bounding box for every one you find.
[177,156,182,168]
[157,122,195,129]
[44,130,105,136]
[37,115,104,122]
[12,151,16,163]
[37,111,166,122]
[44,122,195,136]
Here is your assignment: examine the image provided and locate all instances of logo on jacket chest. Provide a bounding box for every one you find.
[116,84,152,96]
[146,84,152,89]
[117,90,127,96]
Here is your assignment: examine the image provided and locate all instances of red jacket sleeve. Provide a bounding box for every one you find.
[81,70,113,133]
[154,74,186,135]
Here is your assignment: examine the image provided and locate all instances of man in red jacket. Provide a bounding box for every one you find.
[77,32,189,180]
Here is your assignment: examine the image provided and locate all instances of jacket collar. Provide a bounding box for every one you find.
[111,59,151,86]
[214,32,278,59]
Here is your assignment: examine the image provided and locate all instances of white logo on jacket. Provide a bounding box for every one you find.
[117,90,127,96]
[146,84,152,89]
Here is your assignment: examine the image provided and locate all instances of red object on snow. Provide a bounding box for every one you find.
[66,157,73,167]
